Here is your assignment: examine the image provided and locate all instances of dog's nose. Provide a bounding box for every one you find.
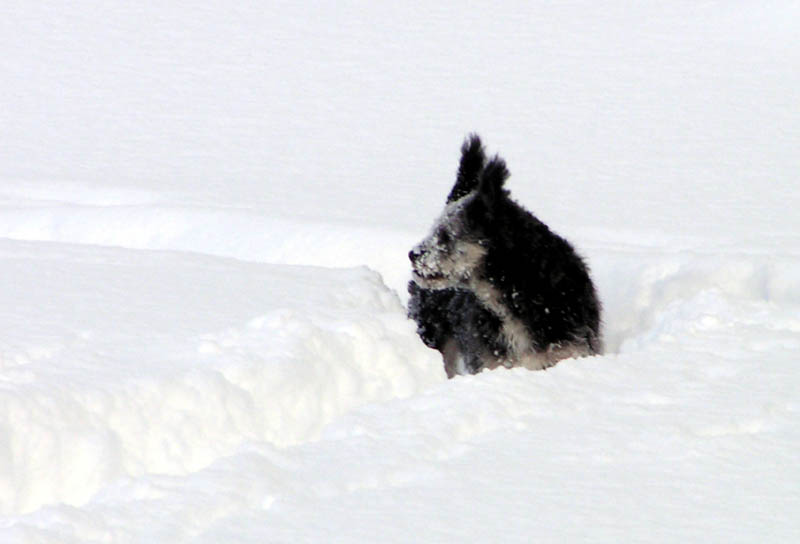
[408,249,421,264]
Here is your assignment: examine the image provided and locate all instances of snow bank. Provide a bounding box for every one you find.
[593,249,800,353]
[0,240,442,516]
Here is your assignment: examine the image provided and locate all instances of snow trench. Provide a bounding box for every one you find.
[0,197,798,541]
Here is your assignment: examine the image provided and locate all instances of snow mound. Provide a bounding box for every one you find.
[0,240,442,516]
[594,250,800,353]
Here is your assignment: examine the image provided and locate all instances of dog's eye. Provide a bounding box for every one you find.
[437,230,451,245]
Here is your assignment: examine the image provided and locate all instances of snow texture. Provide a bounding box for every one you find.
[1,1,799,542]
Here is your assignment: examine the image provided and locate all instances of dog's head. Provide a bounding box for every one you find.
[409,135,509,289]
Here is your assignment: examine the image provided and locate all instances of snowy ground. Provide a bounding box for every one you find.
[2,1,799,542]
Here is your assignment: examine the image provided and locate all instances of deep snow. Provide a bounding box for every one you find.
[2,1,799,542]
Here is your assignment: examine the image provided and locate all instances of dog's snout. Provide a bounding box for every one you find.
[409,249,421,264]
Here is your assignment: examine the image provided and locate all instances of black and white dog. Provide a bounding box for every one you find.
[408,135,602,377]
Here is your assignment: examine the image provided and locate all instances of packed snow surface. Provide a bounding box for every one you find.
[2,1,799,542]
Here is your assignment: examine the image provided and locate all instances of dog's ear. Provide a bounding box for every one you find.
[477,155,510,207]
[446,134,486,203]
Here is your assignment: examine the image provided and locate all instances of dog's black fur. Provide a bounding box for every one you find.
[407,135,602,377]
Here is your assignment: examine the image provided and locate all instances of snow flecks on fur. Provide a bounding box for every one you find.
[409,194,487,288]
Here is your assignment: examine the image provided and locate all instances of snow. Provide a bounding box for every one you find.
[2,1,799,542]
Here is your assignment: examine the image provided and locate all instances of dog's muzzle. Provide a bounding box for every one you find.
[409,248,445,282]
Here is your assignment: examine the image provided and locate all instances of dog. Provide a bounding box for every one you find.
[407,135,602,377]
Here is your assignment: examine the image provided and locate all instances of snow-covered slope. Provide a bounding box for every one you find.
[1,1,799,542]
